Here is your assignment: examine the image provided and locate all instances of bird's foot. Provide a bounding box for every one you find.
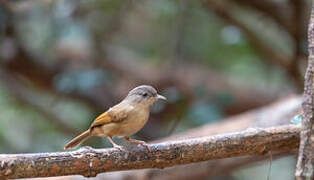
[140,143,150,152]
[125,138,150,152]
[106,136,124,151]
[113,144,125,151]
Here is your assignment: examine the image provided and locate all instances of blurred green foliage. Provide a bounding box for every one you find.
[0,0,301,152]
[0,0,309,179]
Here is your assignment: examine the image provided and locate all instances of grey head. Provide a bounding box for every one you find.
[124,85,166,106]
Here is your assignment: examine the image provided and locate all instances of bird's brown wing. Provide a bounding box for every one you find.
[90,107,129,129]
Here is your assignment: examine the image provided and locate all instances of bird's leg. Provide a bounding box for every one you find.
[125,137,150,151]
[106,136,124,151]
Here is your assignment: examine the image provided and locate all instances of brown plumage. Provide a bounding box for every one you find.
[64,85,166,150]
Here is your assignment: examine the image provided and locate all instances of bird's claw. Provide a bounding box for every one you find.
[113,145,125,151]
[135,141,150,152]
[141,143,150,152]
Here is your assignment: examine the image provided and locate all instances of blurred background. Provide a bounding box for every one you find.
[0,0,310,179]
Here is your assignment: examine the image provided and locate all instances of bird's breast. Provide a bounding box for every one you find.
[120,107,150,136]
[98,106,150,137]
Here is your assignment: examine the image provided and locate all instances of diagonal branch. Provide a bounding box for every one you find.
[0,125,300,179]
[234,0,290,32]
[107,96,300,180]
[0,68,80,135]
[202,0,304,90]
[203,0,290,69]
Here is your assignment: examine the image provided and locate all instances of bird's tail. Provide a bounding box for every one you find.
[64,130,91,150]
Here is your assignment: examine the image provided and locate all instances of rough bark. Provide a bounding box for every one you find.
[125,152,296,180]
[21,96,302,180]
[295,4,314,179]
[111,96,300,180]
[0,125,300,179]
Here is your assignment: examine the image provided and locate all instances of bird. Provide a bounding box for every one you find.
[64,85,167,151]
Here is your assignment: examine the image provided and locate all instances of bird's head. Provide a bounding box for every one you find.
[125,85,166,107]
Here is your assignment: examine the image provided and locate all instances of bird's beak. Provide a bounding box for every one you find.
[157,94,167,101]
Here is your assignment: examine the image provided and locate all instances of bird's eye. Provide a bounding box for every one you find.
[142,92,148,97]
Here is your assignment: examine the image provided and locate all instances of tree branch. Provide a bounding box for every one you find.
[295,3,314,179]
[234,0,290,32]
[0,125,300,179]
[0,68,80,136]
[203,0,305,90]
[126,151,296,180]
[107,96,300,180]
[159,96,300,142]
[203,0,290,69]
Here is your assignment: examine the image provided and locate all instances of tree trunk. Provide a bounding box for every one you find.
[295,4,314,180]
